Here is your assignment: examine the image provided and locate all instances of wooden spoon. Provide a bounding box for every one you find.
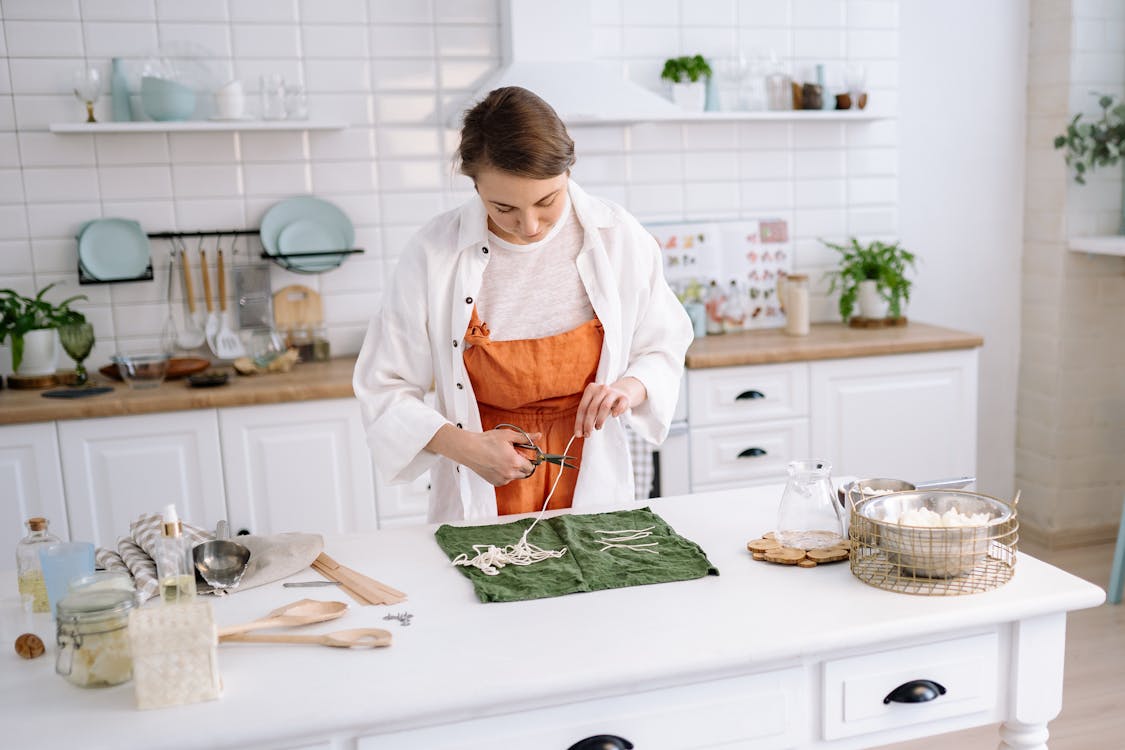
[217,599,349,637]
[220,628,392,649]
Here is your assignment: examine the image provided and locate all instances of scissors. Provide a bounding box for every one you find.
[493,423,579,472]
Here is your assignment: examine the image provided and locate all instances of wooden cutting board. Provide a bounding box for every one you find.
[273,285,323,330]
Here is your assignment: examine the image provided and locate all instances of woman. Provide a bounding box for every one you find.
[354,86,693,523]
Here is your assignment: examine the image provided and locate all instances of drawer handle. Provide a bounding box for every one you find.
[737,447,768,458]
[567,735,634,750]
[735,389,765,401]
[883,679,947,704]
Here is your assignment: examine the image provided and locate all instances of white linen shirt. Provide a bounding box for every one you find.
[353,180,693,523]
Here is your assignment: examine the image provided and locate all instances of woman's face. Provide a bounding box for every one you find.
[474,168,569,245]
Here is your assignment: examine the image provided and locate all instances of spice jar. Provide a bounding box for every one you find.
[55,589,135,688]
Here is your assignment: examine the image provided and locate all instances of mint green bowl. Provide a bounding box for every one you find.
[140,76,196,121]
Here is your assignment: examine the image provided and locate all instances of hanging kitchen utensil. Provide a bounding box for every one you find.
[160,255,178,353]
[176,237,206,349]
[200,238,220,355]
[213,243,246,360]
[219,627,392,649]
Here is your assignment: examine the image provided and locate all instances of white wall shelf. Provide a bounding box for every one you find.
[1067,236,1125,257]
[564,110,887,126]
[49,119,348,134]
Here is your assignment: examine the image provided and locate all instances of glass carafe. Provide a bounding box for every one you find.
[775,460,844,549]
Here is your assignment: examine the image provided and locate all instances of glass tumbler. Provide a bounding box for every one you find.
[775,460,844,550]
[259,74,286,120]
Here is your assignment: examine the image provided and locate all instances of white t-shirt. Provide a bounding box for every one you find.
[477,194,594,341]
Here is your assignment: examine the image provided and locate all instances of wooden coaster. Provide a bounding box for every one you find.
[5,372,58,390]
[848,316,908,329]
[745,535,851,568]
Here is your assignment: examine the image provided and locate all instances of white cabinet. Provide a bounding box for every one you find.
[57,411,227,548]
[0,422,68,547]
[686,362,812,491]
[686,349,978,490]
[219,399,377,536]
[809,349,978,480]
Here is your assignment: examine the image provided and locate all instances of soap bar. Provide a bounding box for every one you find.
[128,600,221,710]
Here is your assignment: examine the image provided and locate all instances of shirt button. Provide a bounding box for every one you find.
[481,246,488,254]
[456,383,464,390]
[452,340,458,348]
[465,296,472,304]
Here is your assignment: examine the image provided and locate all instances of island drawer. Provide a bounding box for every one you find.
[360,667,805,749]
[690,419,809,488]
[821,631,1000,740]
[687,362,808,426]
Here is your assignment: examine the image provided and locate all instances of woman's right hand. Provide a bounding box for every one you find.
[464,429,541,486]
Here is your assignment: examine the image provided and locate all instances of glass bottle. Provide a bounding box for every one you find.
[775,460,844,550]
[16,517,61,613]
[704,280,726,335]
[722,279,747,333]
[155,504,196,604]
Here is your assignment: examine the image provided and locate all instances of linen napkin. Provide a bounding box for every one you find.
[435,507,719,603]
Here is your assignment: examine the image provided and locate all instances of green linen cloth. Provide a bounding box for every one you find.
[434,507,719,603]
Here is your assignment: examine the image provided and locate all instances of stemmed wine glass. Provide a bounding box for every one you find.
[72,66,103,123]
[58,323,95,385]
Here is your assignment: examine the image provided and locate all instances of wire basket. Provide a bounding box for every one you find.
[849,489,1018,596]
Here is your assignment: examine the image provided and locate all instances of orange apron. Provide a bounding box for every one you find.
[463,306,604,516]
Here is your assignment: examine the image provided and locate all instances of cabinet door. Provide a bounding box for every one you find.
[58,411,226,548]
[810,350,979,481]
[219,399,376,536]
[372,467,430,528]
[0,422,68,548]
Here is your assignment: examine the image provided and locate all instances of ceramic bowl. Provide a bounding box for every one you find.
[140,76,196,121]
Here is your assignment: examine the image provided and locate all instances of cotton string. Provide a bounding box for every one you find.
[451,433,579,576]
[595,526,660,554]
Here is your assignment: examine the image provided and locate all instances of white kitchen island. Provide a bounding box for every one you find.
[1,484,1104,750]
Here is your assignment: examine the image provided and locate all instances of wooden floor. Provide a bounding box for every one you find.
[876,540,1125,749]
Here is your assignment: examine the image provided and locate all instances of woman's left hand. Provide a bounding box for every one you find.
[574,377,646,438]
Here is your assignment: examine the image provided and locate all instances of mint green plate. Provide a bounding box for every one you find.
[77,219,151,281]
[260,196,353,273]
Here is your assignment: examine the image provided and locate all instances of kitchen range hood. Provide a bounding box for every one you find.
[450,0,681,126]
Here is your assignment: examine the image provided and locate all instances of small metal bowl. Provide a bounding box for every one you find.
[192,539,251,591]
[855,490,1014,579]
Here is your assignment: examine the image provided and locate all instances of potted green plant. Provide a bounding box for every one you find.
[661,54,713,112]
[822,238,917,321]
[0,283,87,375]
[1054,93,1125,185]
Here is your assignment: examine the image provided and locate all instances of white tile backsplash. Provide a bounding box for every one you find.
[0,1,899,361]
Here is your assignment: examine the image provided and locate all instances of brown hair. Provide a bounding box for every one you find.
[456,87,575,181]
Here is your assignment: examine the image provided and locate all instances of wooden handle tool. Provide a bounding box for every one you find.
[180,251,197,313]
[217,248,227,313]
[200,249,214,313]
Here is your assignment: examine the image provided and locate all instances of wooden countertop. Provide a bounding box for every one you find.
[0,322,982,426]
[0,357,356,426]
[686,321,982,369]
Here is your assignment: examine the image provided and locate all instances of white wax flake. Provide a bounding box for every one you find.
[895,506,992,528]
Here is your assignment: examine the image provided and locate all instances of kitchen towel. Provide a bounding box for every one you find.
[435,507,718,603]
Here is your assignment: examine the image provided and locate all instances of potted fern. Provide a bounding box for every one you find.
[661,54,712,112]
[1054,92,1125,232]
[822,238,917,322]
[0,283,87,375]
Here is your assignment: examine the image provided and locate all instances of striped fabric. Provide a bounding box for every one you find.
[96,514,212,603]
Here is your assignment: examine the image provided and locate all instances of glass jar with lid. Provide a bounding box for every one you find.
[16,517,61,613]
[55,589,135,688]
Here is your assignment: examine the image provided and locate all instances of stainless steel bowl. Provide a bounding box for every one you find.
[854,490,1014,579]
[192,539,251,591]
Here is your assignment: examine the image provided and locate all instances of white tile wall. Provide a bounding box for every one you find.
[1016,0,1125,538]
[0,0,897,369]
